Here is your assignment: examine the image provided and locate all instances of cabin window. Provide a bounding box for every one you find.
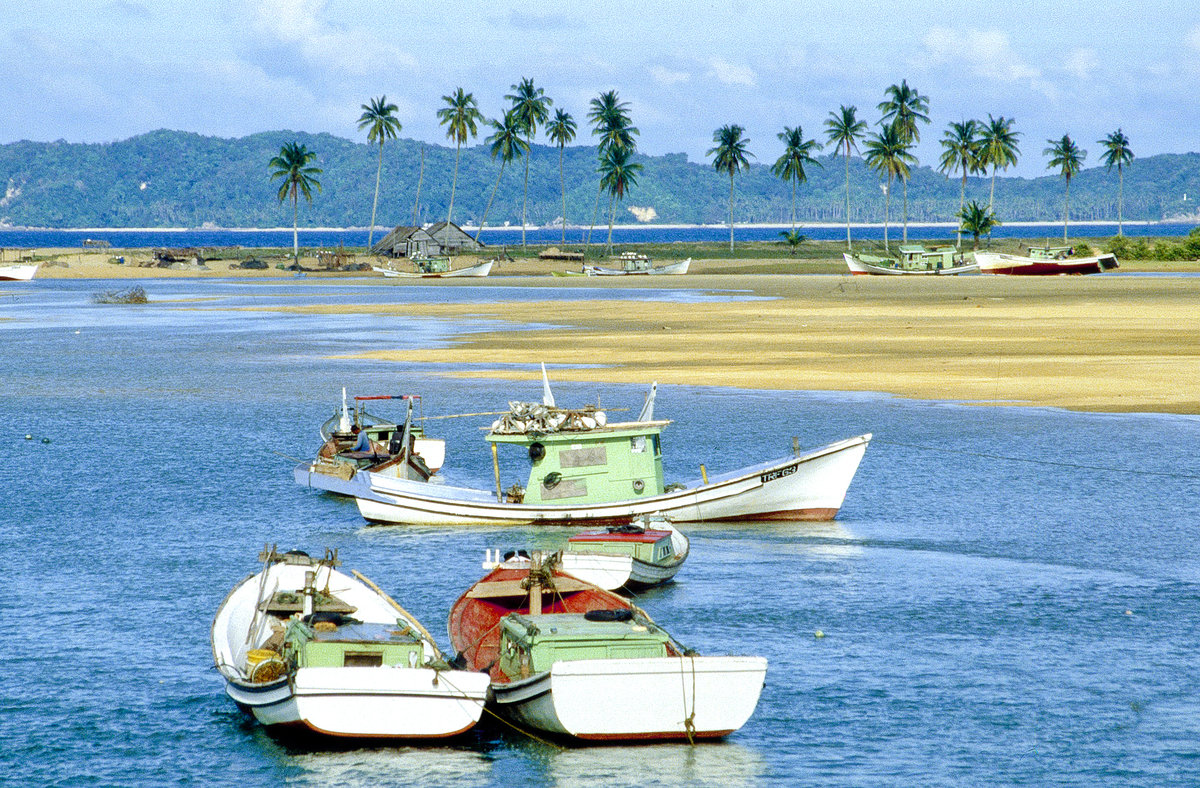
[343,652,383,667]
[560,446,607,468]
[631,436,646,454]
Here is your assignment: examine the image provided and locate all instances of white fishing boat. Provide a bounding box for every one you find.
[211,547,489,739]
[372,256,493,278]
[843,245,978,275]
[0,262,39,281]
[583,253,690,276]
[449,554,767,742]
[975,245,1118,275]
[293,390,445,497]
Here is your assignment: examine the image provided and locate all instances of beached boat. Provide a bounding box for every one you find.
[354,385,870,526]
[975,245,1118,275]
[371,255,493,278]
[293,389,444,497]
[211,547,490,739]
[843,245,978,275]
[0,262,39,281]
[583,253,690,276]
[448,553,767,742]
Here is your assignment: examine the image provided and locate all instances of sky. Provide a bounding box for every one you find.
[3,0,1198,178]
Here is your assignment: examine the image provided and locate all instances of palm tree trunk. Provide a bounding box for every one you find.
[1118,165,1124,236]
[368,142,383,251]
[607,193,616,256]
[447,143,461,225]
[989,168,996,212]
[412,144,424,226]
[791,178,797,233]
[728,174,735,253]
[1063,177,1070,243]
[957,171,966,248]
[474,163,506,243]
[902,176,909,243]
[883,176,892,252]
[291,189,299,265]
[521,145,530,248]
[844,150,852,250]
[585,183,602,255]
[559,145,566,244]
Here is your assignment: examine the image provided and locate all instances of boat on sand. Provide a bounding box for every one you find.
[448,552,767,742]
[583,252,690,276]
[211,547,489,739]
[372,255,493,278]
[975,245,1118,275]
[0,262,39,281]
[843,245,978,275]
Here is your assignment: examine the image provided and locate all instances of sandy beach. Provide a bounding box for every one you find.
[15,250,1200,413]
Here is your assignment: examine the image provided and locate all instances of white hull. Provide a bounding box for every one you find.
[562,526,689,590]
[373,260,493,278]
[0,263,39,281]
[356,434,870,525]
[975,251,1118,275]
[584,258,690,276]
[843,253,978,276]
[492,656,767,741]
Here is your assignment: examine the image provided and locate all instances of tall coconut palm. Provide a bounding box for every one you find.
[937,119,981,248]
[979,114,1021,212]
[863,123,915,252]
[878,81,929,243]
[824,105,868,249]
[546,109,577,243]
[1045,134,1086,243]
[585,91,638,253]
[474,109,529,242]
[598,145,643,255]
[357,95,401,251]
[505,78,552,248]
[708,124,753,252]
[771,126,822,233]
[1098,129,1134,236]
[436,88,483,226]
[957,200,999,250]
[268,141,322,265]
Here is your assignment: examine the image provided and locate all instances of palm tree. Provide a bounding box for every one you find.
[779,229,807,255]
[474,109,529,242]
[957,200,999,249]
[863,123,915,252]
[824,105,868,249]
[357,95,401,251]
[938,119,980,248]
[878,81,929,243]
[979,114,1021,212]
[1045,134,1086,243]
[505,78,553,248]
[546,109,577,243]
[771,126,822,233]
[708,124,753,252]
[598,145,643,255]
[1098,129,1134,236]
[436,88,483,226]
[268,141,322,266]
[585,91,638,254]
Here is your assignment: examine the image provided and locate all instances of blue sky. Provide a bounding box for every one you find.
[3,0,1197,177]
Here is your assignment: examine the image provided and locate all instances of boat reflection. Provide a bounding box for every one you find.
[283,746,494,787]
[543,741,766,788]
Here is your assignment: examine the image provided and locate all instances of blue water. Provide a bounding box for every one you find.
[1,221,1196,250]
[3,278,1199,786]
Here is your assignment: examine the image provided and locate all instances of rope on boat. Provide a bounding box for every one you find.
[875,439,1200,480]
[678,653,698,745]
[434,670,566,750]
[350,569,441,655]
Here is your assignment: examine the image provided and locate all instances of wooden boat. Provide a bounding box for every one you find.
[843,245,978,275]
[294,389,444,496]
[561,519,689,590]
[211,547,490,739]
[354,387,870,526]
[371,255,493,278]
[975,245,1118,275]
[0,262,39,281]
[583,253,690,276]
[448,553,767,742]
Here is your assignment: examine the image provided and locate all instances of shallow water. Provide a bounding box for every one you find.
[2,279,1198,786]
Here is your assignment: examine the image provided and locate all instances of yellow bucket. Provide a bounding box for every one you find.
[246,648,279,667]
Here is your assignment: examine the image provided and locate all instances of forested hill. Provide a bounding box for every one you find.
[1,129,1197,228]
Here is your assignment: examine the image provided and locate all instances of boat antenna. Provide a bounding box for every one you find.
[541,362,555,407]
[638,382,657,422]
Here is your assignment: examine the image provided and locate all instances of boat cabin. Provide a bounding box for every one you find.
[897,245,962,270]
[566,526,677,563]
[413,255,452,274]
[1027,245,1073,260]
[496,612,672,681]
[616,252,653,273]
[285,617,428,670]
[487,416,668,506]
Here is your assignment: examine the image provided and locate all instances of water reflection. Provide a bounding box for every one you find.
[542,741,766,788]
[284,745,494,787]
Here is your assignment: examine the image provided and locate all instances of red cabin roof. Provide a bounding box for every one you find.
[568,529,671,544]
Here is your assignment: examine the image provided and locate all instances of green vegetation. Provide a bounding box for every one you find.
[357,95,401,250]
[1044,134,1086,243]
[1098,129,1135,236]
[505,78,552,249]
[476,109,527,242]
[708,124,754,252]
[824,105,868,249]
[267,141,321,264]
[957,200,999,249]
[771,126,822,233]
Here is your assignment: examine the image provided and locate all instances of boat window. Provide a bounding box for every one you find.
[343,652,383,667]
[631,436,646,454]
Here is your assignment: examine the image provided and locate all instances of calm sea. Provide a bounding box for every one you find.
[0,222,1196,251]
[2,278,1198,786]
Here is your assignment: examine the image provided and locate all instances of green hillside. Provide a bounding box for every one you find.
[0,129,1196,228]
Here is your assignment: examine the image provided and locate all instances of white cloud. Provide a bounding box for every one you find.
[650,65,690,86]
[921,26,1057,100]
[1187,25,1200,52]
[252,0,417,78]
[1063,48,1099,81]
[708,58,756,87]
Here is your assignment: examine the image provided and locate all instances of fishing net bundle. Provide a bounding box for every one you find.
[490,402,608,434]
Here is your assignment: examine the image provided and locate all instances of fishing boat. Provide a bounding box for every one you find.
[975,245,1118,275]
[211,547,490,739]
[843,245,978,275]
[371,255,493,278]
[354,381,870,526]
[448,553,767,742]
[583,253,690,276]
[293,390,444,496]
[0,262,39,281]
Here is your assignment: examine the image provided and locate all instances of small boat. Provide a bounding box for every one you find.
[353,380,870,526]
[211,547,490,739]
[448,553,767,742]
[0,262,39,281]
[583,253,690,276]
[975,245,1119,275]
[294,389,444,497]
[372,255,493,278]
[561,518,689,590]
[843,245,978,275]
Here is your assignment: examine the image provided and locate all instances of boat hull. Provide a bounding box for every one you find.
[372,260,493,278]
[843,253,978,276]
[0,263,39,281]
[356,433,870,525]
[583,258,690,276]
[492,656,767,741]
[975,252,1118,275]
